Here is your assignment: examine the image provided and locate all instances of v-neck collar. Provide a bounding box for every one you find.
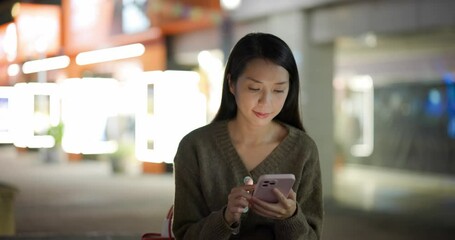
[215,120,297,180]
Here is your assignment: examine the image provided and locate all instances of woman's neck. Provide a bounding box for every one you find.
[228,118,281,146]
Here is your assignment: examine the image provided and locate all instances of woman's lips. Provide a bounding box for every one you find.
[254,111,270,119]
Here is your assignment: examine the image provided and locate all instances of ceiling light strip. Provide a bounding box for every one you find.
[22,55,70,74]
[75,43,145,65]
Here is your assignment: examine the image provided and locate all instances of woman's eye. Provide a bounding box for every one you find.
[274,89,285,93]
[248,87,260,91]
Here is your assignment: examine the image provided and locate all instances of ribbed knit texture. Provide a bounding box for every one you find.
[173,120,323,240]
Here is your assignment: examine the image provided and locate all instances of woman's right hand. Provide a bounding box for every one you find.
[224,184,255,225]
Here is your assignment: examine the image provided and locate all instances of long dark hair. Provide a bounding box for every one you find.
[212,32,304,131]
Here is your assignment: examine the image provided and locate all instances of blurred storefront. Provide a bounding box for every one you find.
[0,0,221,173]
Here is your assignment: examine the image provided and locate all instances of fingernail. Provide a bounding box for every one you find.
[243,176,253,185]
[243,207,249,213]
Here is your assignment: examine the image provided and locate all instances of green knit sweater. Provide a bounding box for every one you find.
[173,120,323,240]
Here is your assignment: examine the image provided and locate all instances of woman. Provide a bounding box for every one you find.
[172,32,323,239]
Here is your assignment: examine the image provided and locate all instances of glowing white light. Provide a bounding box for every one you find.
[197,50,223,120]
[7,64,20,77]
[347,75,373,91]
[135,71,207,163]
[220,0,242,10]
[122,0,150,34]
[34,36,49,54]
[0,87,14,143]
[198,50,223,70]
[11,83,60,148]
[60,78,119,154]
[75,43,145,65]
[3,23,17,62]
[22,55,70,74]
[348,75,374,157]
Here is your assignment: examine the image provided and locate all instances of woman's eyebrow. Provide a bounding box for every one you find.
[275,81,289,85]
[246,77,262,83]
[246,77,288,85]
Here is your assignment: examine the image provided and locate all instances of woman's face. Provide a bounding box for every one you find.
[229,58,289,126]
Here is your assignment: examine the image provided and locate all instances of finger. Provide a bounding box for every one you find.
[249,197,280,215]
[225,206,243,223]
[243,176,254,197]
[239,196,250,213]
[228,205,246,214]
[288,189,297,201]
[236,186,255,202]
[272,188,288,204]
[252,203,287,220]
[226,203,246,220]
[229,187,253,200]
[250,193,295,220]
[243,185,256,193]
[228,195,250,211]
[272,188,296,213]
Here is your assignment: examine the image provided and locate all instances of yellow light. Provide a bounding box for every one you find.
[22,55,70,74]
[75,43,145,65]
[11,3,20,18]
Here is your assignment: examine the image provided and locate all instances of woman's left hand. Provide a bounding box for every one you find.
[249,188,297,220]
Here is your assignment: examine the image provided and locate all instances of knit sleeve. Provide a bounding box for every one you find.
[172,133,236,240]
[274,137,323,239]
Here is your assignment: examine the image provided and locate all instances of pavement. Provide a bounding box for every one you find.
[0,145,454,240]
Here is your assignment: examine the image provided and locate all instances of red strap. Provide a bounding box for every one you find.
[166,205,174,220]
[167,205,174,239]
[141,205,174,240]
[141,232,161,239]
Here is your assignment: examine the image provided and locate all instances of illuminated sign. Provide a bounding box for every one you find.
[14,3,61,60]
[0,23,17,63]
[60,78,118,154]
[64,0,114,54]
[135,71,207,163]
[0,87,14,143]
[11,83,60,148]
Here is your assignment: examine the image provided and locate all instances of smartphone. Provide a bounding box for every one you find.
[253,174,295,203]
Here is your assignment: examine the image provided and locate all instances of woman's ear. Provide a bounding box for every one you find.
[228,74,235,95]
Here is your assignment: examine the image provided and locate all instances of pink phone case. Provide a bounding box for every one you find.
[253,174,295,203]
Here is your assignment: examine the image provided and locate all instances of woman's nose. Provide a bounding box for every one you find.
[258,91,272,106]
